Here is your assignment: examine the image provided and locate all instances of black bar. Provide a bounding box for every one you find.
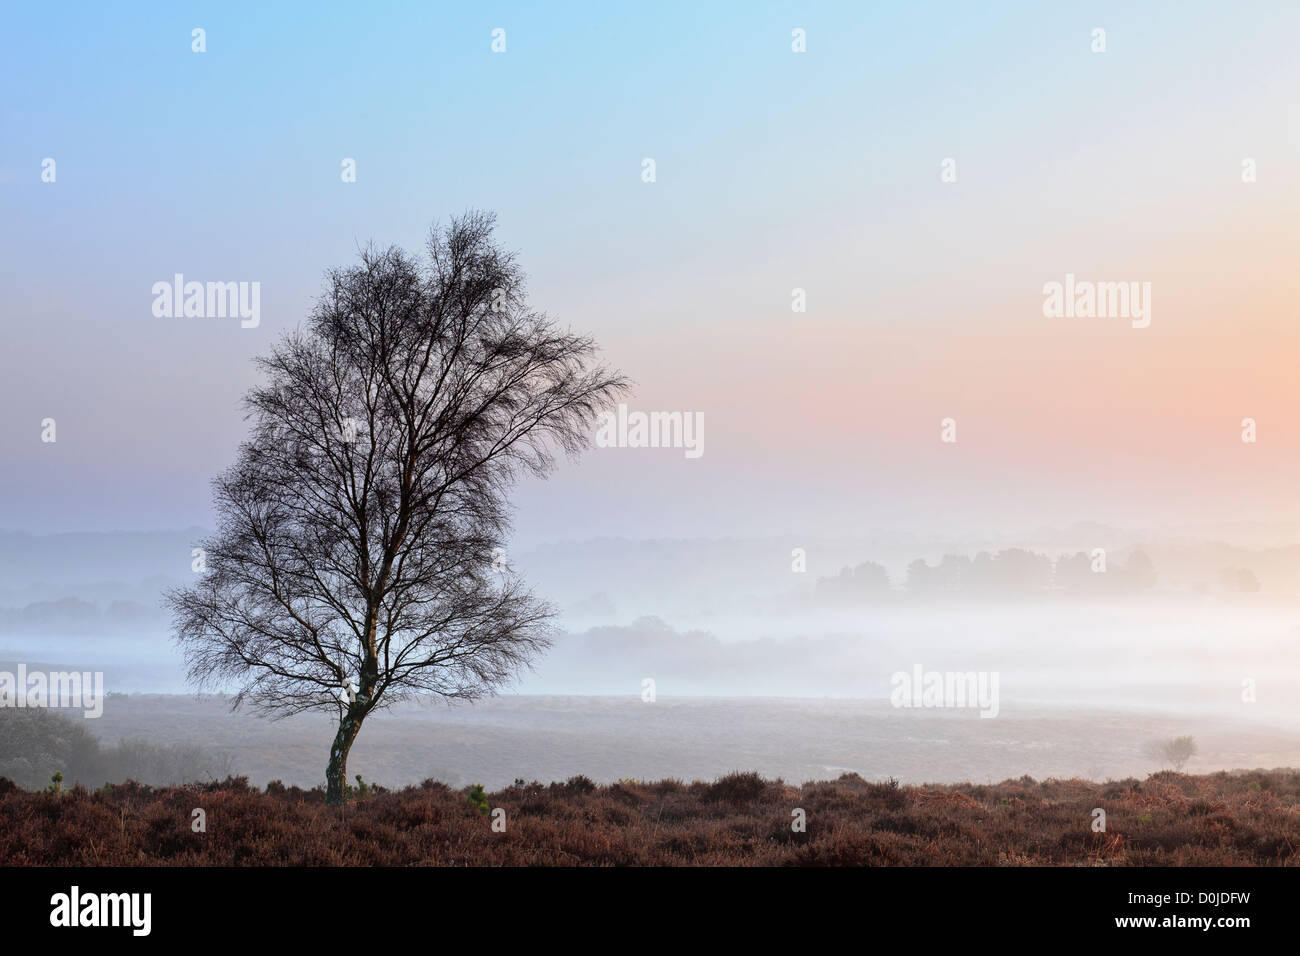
[0,865,1278,942]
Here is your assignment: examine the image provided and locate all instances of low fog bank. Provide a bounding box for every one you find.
[516,603,1300,721]
[6,592,1299,718]
[4,529,1300,708]
[5,695,1298,792]
[5,525,1300,637]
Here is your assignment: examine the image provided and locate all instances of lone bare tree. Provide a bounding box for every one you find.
[1145,735,1198,772]
[167,212,627,803]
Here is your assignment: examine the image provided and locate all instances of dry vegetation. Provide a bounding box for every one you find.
[1,768,1298,865]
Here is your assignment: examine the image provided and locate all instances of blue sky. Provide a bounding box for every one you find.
[2,2,1298,541]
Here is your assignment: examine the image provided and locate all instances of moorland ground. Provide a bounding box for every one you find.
[1,769,1297,866]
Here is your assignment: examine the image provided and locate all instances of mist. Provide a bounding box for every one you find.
[3,527,1298,790]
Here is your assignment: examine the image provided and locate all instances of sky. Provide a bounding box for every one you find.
[2,1,1298,544]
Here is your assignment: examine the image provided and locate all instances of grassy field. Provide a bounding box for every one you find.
[2,768,1297,866]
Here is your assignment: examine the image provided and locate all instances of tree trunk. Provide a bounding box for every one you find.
[325,709,364,805]
[327,650,377,804]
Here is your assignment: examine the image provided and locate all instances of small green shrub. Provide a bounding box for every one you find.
[466,783,489,815]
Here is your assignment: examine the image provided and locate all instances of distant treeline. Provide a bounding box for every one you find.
[0,596,166,635]
[817,549,1261,599]
[0,707,231,790]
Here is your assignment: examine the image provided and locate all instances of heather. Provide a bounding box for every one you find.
[1,769,1297,866]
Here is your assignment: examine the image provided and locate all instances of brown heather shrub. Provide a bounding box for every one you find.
[702,771,768,806]
[0,769,1298,866]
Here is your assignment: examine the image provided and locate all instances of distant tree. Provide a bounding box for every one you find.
[905,558,937,593]
[1123,550,1158,590]
[992,548,1053,592]
[967,550,997,590]
[167,212,627,803]
[1219,567,1260,593]
[1145,735,1197,772]
[937,554,970,591]
[850,560,891,592]
[1052,551,1094,591]
[906,549,1059,594]
[817,560,891,599]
